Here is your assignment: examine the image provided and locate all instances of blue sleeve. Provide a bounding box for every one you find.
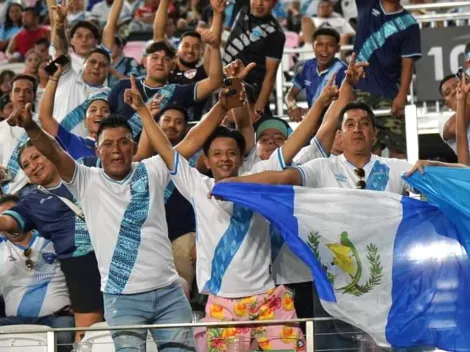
[3,200,36,233]
[56,125,91,160]
[55,124,73,151]
[336,66,347,87]
[293,66,305,90]
[401,23,421,60]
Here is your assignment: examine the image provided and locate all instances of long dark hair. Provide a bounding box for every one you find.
[4,3,23,31]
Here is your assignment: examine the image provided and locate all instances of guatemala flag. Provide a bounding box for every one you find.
[211,167,470,351]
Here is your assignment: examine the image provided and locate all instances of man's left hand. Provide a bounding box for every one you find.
[391,93,407,117]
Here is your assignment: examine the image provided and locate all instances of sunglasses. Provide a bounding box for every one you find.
[354,168,366,190]
[23,248,34,270]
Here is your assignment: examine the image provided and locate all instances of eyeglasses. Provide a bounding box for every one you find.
[354,168,366,190]
[23,248,34,270]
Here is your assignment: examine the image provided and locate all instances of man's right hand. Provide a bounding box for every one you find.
[345,53,369,86]
[124,75,146,111]
[288,106,304,122]
[219,85,247,111]
[51,0,74,24]
[6,104,34,129]
[223,59,256,81]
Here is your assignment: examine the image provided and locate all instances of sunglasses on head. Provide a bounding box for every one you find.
[23,248,34,270]
[354,168,366,190]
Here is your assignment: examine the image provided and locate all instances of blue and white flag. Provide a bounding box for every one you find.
[212,167,470,351]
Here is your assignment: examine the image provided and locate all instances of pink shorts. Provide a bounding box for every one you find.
[195,285,305,352]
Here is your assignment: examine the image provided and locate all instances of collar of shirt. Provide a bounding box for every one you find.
[339,153,375,169]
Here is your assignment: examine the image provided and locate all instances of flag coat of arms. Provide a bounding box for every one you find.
[212,167,470,351]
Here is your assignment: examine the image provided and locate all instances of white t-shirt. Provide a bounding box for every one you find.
[53,66,109,137]
[90,1,132,27]
[169,148,286,298]
[438,115,470,156]
[0,233,70,317]
[312,16,356,36]
[64,157,179,295]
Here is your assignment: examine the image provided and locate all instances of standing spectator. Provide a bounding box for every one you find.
[130,0,158,31]
[353,0,421,159]
[90,0,132,27]
[0,3,22,52]
[67,0,91,26]
[223,0,286,119]
[285,28,346,121]
[0,195,74,352]
[108,35,145,88]
[6,7,50,61]
[302,0,355,46]
[64,21,101,72]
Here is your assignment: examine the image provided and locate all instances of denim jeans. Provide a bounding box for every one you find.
[0,314,74,351]
[104,281,195,352]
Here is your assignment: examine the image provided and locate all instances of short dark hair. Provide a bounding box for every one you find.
[35,38,50,47]
[146,40,176,59]
[17,139,34,168]
[180,31,202,42]
[12,74,38,98]
[157,104,189,123]
[70,21,101,42]
[96,115,133,143]
[0,194,20,207]
[85,47,111,63]
[203,126,246,156]
[23,6,39,17]
[0,70,15,84]
[313,28,340,44]
[439,74,457,96]
[114,35,127,48]
[338,101,376,129]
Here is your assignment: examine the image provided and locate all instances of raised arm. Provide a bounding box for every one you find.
[39,65,63,136]
[0,215,23,241]
[124,76,174,168]
[152,0,169,41]
[316,54,368,154]
[101,0,124,50]
[194,0,224,101]
[50,1,70,58]
[391,57,413,117]
[6,104,76,182]
[456,75,470,166]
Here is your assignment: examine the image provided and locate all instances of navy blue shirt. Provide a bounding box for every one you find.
[354,0,421,99]
[56,125,95,160]
[108,79,199,132]
[2,184,93,260]
[293,58,347,107]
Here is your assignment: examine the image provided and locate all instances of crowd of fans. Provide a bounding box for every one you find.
[0,0,469,351]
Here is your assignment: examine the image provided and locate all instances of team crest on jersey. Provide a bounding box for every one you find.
[42,252,57,264]
[184,69,197,80]
[132,179,147,193]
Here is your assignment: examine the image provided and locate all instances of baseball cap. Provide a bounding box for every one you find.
[255,118,292,141]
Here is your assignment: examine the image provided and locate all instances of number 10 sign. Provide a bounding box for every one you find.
[415,26,470,102]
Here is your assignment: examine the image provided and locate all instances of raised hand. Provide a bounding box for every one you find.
[457,73,470,101]
[50,64,63,81]
[6,104,34,129]
[219,84,248,111]
[198,28,220,49]
[149,94,166,118]
[210,0,226,13]
[345,53,368,86]
[317,73,339,107]
[124,75,145,111]
[50,0,74,24]
[223,59,256,80]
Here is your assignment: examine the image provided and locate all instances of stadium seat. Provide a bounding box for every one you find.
[123,41,147,63]
[0,324,49,352]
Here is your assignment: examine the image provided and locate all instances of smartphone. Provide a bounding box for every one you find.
[456,66,468,82]
[222,77,242,108]
[44,55,70,76]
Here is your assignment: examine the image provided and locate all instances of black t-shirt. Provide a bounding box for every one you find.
[169,65,208,121]
[223,6,286,96]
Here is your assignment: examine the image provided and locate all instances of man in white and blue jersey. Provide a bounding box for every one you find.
[286,28,346,122]
[0,195,74,352]
[4,91,199,350]
[353,0,421,159]
[0,139,103,342]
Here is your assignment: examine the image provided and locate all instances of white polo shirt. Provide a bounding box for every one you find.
[64,157,179,295]
[169,148,286,298]
[0,233,70,317]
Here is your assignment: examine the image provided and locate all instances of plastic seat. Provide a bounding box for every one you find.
[0,324,49,352]
[123,41,148,64]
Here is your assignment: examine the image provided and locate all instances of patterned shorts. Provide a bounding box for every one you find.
[196,285,306,352]
[354,90,407,154]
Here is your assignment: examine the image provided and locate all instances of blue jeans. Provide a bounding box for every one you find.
[0,314,74,351]
[104,281,195,352]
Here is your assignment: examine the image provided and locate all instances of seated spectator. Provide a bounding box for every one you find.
[302,0,355,46]
[285,28,346,122]
[0,3,22,52]
[39,65,111,159]
[90,0,132,27]
[108,35,145,88]
[33,38,50,60]
[0,93,12,121]
[0,69,14,95]
[6,7,50,61]
[23,49,41,77]
[0,195,75,352]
